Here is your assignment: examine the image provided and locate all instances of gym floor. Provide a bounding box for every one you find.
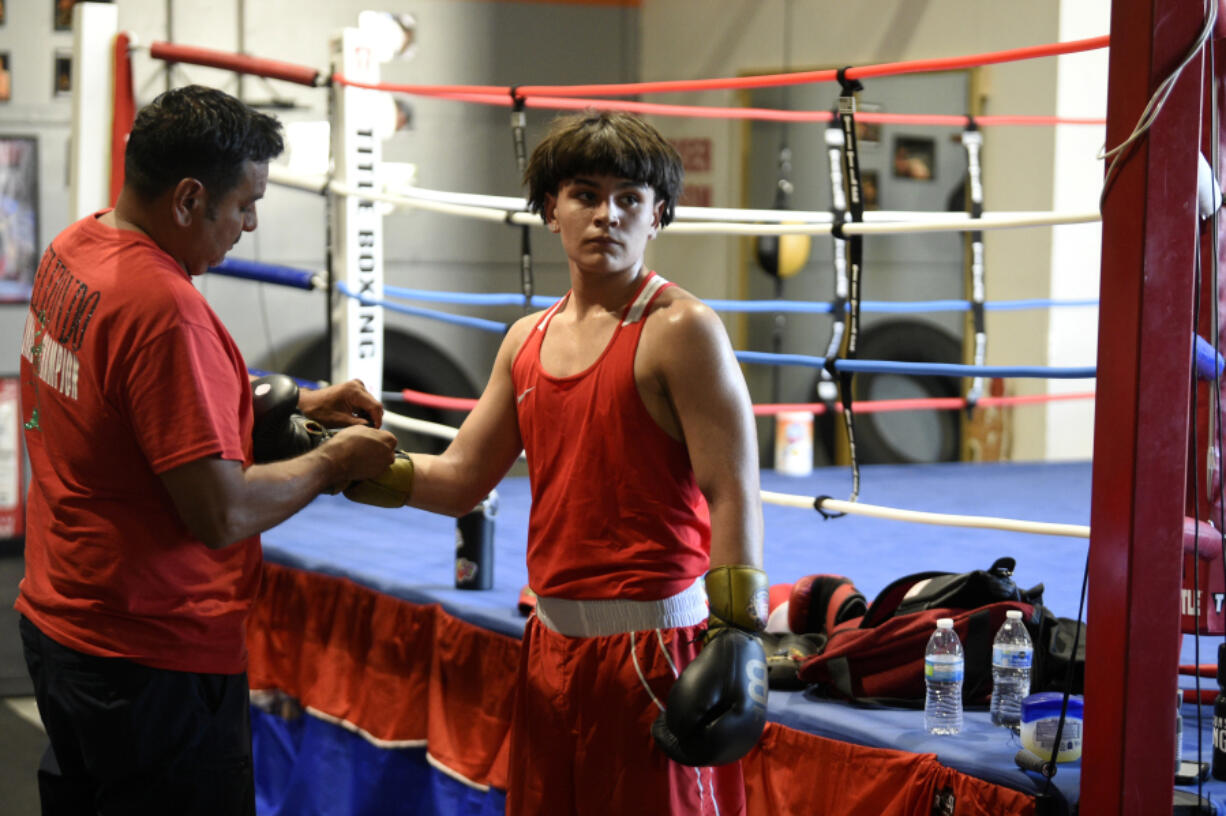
[1,542,46,816]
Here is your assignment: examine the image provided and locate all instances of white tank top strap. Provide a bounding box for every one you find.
[621,273,670,326]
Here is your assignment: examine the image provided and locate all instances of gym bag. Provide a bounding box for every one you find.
[793,557,1079,706]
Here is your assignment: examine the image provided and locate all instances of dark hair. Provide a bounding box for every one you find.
[524,110,684,226]
[124,85,284,203]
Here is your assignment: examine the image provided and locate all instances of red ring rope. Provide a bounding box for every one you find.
[346,84,1105,127]
[150,42,321,87]
[335,35,1107,100]
[144,36,1108,124]
[752,390,1095,416]
[396,388,1095,415]
[503,35,1110,98]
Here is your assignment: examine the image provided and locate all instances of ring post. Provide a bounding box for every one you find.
[68,2,118,220]
[328,28,385,397]
[1085,0,1209,811]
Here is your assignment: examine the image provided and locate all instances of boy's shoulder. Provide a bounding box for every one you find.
[642,283,726,349]
[645,281,709,320]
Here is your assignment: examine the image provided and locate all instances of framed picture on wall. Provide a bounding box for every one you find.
[893,135,936,181]
[855,101,882,146]
[54,0,74,31]
[54,0,111,32]
[0,136,40,302]
[54,52,71,97]
[0,1,6,27]
[861,170,880,210]
[0,54,10,103]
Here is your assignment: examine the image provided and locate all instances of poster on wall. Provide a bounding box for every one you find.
[0,136,39,302]
[0,53,9,102]
[0,378,23,541]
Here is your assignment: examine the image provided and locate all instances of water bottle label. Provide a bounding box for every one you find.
[992,645,1033,668]
[925,657,964,683]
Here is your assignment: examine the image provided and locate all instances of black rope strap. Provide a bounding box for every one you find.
[962,117,987,413]
[819,117,849,408]
[509,86,534,310]
[827,73,867,510]
[813,494,843,520]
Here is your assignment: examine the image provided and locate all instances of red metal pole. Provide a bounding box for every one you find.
[1085,0,1208,812]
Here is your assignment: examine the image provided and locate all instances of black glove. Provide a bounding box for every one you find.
[651,565,769,766]
[251,374,330,463]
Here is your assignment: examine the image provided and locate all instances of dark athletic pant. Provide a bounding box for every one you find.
[19,616,255,816]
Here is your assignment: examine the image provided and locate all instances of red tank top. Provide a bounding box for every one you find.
[511,272,711,601]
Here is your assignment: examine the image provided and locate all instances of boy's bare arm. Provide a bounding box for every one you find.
[406,315,534,517]
[650,300,764,569]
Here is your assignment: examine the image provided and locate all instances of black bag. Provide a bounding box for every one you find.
[791,558,1085,704]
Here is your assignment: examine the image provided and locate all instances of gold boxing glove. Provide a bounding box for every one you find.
[343,451,415,508]
[704,565,770,636]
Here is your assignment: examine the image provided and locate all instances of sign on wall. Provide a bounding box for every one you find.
[0,378,24,540]
[0,136,38,302]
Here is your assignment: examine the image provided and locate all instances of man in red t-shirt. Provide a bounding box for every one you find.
[16,85,398,815]
[353,111,768,814]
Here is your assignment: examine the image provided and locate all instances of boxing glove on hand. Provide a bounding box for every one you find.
[651,565,770,766]
[342,450,415,507]
[252,374,331,463]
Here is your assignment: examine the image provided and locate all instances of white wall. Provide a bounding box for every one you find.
[639,0,1107,461]
[1046,0,1109,460]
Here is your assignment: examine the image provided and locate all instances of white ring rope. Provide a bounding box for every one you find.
[382,407,527,461]
[382,410,458,441]
[648,211,1102,236]
[267,165,1102,236]
[379,405,1086,538]
[762,490,1090,538]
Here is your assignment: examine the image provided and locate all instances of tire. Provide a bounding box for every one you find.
[814,320,962,464]
[284,330,478,454]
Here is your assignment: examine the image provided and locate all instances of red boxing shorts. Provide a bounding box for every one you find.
[505,614,747,815]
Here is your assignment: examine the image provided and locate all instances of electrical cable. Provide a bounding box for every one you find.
[1098,0,1217,210]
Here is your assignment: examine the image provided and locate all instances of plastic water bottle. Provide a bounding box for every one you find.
[924,618,964,735]
[1214,644,1226,780]
[1175,690,1183,775]
[989,609,1033,728]
[455,491,497,590]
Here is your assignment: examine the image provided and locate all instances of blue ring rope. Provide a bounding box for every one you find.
[337,283,509,333]
[338,285,1098,378]
[384,285,555,309]
[382,285,1098,314]
[732,351,1096,379]
[210,258,318,290]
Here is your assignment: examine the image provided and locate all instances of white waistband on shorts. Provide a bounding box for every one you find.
[534,578,708,637]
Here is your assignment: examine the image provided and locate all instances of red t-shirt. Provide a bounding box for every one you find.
[15,212,260,674]
[511,272,711,600]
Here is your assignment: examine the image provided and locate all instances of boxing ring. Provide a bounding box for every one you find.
[63,0,1226,813]
[247,464,1100,816]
